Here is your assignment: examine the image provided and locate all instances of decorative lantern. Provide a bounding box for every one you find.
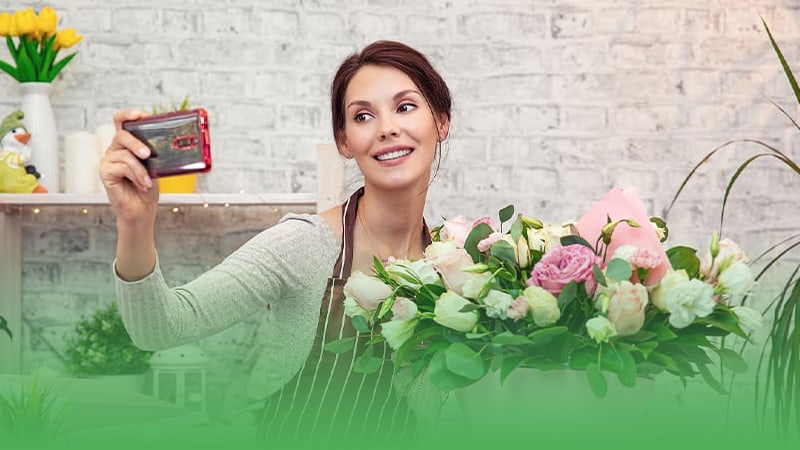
[149,344,209,412]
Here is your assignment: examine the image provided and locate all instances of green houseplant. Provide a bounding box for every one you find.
[64,302,152,377]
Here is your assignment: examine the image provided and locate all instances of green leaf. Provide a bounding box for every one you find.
[428,352,476,391]
[696,362,728,395]
[323,337,356,354]
[351,315,370,333]
[665,246,700,278]
[47,52,76,82]
[500,355,527,383]
[606,258,632,282]
[444,343,488,380]
[586,362,608,398]
[0,60,18,81]
[593,263,607,288]
[509,215,524,242]
[527,326,568,344]
[463,223,494,262]
[490,239,517,266]
[354,354,382,374]
[649,321,678,342]
[499,204,515,224]
[717,348,748,374]
[625,331,658,343]
[557,281,578,308]
[377,295,395,320]
[560,235,594,250]
[763,18,800,108]
[6,35,19,60]
[493,333,532,346]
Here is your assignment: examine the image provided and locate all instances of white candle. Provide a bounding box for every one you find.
[64,131,99,194]
[95,124,115,193]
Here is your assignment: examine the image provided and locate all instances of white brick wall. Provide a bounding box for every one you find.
[3,0,800,408]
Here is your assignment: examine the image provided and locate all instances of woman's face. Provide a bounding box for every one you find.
[338,64,449,192]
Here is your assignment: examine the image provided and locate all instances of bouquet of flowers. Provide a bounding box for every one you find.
[328,188,763,397]
[0,6,82,82]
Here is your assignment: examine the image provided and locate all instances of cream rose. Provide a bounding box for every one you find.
[381,319,418,350]
[391,297,418,322]
[523,286,561,327]
[605,281,648,336]
[387,259,440,289]
[434,291,479,332]
[343,270,393,311]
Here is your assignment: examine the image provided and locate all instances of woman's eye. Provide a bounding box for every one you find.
[354,112,373,122]
[397,103,417,113]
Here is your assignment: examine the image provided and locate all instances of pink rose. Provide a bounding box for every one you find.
[424,241,476,296]
[575,187,670,286]
[605,281,649,336]
[472,216,496,229]
[441,215,472,247]
[391,297,418,321]
[527,244,598,296]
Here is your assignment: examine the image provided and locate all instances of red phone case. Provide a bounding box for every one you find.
[122,108,211,178]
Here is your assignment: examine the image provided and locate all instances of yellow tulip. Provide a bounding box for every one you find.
[36,6,57,38]
[54,28,82,50]
[14,8,36,36]
[0,12,12,36]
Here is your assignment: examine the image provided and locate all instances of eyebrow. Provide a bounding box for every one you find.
[346,89,421,109]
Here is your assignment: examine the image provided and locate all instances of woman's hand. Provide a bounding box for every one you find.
[99,109,159,224]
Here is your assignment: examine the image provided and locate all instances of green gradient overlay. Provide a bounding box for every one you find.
[2,373,798,450]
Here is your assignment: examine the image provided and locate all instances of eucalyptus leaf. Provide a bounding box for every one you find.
[717,348,748,374]
[606,258,633,282]
[665,246,700,278]
[593,264,607,288]
[464,223,494,262]
[445,343,488,380]
[499,205,515,224]
[351,315,370,333]
[428,352,477,391]
[323,337,356,354]
[586,363,608,398]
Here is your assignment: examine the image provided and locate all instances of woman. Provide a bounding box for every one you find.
[100,41,451,444]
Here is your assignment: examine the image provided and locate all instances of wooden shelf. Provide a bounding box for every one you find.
[0,193,317,208]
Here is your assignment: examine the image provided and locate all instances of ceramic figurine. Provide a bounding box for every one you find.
[0,110,47,193]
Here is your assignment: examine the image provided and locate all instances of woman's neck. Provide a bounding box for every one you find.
[355,184,428,264]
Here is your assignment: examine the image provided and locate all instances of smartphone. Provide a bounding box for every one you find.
[122,108,211,178]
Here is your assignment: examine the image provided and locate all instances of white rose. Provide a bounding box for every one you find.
[732,306,763,333]
[461,272,493,299]
[664,279,715,328]
[424,241,475,296]
[433,291,479,332]
[387,259,440,289]
[343,271,393,311]
[483,290,515,320]
[381,318,418,350]
[391,297,418,322]
[717,261,755,302]
[586,316,617,343]
[651,269,690,311]
[527,223,571,253]
[523,286,561,327]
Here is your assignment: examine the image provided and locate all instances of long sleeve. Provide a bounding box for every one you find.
[114,214,340,351]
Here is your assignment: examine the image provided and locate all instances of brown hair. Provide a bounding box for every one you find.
[330,41,452,147]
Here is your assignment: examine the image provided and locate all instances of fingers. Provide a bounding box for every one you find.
[113,109,149,131]
[101,147,153,192]
[107,128,151,159]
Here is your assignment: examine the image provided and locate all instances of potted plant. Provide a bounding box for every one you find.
[63,302,152,392]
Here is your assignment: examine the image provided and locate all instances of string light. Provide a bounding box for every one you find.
[32,208,40,214]
[172,207,180,213]
[81,208,89,214]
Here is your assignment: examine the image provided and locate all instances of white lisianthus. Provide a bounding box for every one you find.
[700,238,748,280]
[651,269,690,311]
[664,279,715,328]
[434,291,479,332]
[381,318,418,350]
[424,241,475,296]
[343,271,393,311]
[523,286,561,327]
[717,261,755,302]
[387,259,440,289]
[516,235,530,267]
[586,316,617,343]
[484,289,515,320]
[732,306,763,333]
[461,271,493,299]
[391,297,418,322]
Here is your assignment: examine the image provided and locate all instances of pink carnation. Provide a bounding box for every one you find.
[477,232,503,253]
[507,295,530,321]
[527,244,599,296]
[472,216,496,229]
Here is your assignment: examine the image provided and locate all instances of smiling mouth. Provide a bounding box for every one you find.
[375,148,413,161]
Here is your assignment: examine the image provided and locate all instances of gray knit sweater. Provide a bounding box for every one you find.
[114,214,341,401]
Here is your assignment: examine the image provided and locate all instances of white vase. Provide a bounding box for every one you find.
[19,82,60,192]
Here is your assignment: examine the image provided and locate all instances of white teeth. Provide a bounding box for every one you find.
[376,149,412,161]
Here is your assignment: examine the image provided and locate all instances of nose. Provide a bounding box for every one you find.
[379,114,400,139]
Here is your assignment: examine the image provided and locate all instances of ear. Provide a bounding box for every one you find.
[436,114,450,142]
[335,132,352,158]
